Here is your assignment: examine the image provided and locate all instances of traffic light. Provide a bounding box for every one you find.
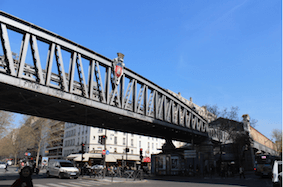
[139,148,143,160]
[81,143,85,154]
[98,135,106,144]
[125,148,129,153]
[101,135,106,145]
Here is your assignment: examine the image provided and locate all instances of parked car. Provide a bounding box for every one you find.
[272,160,282,187]
[46,160,79,179]
[0,162,6,169]
[91,165,104,170]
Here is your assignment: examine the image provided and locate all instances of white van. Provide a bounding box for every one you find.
[46,159,79,179]
[272,160,282,187]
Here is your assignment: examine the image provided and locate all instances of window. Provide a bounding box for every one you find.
[148,142,150,148]
[152,143,154,149]
[114,148,117,153]
[123,138,125,145]
[131,139,133,146]
[114,137,117,145]
[131,149,133,154]
[139,141,141,147]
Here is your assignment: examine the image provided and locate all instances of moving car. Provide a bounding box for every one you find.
[272,160,282,187]
[46,160,79,179]
[7,160,12,166]
[0,162,6,169]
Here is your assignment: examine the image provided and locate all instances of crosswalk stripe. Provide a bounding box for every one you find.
[78,181,102,186]
[69,182,93,186]
[46,183,64,187]
[34,184,49,187]
[79,180,98,184]
[58,183,78,187]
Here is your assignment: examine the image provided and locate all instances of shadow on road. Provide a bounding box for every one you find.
[143,174,272,187]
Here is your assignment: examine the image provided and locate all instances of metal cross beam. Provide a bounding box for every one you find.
[0,11,209,143]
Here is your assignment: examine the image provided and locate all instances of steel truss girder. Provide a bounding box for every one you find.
[0,11,208,135]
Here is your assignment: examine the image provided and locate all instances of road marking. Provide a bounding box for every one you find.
[46,183,64,187]
[69,182,93,186]
[79,181,102,186]
[34,184,49,187]
[58,183,78,187]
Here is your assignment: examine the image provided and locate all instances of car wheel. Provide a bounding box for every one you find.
[59,173,63,179]
[46,171,50,178]
[74,177,78,179]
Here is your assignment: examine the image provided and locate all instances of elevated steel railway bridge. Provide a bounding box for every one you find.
[0,11,210,144]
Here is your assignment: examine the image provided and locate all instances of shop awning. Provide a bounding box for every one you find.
[67,153,141,162]
[67,153,101,162]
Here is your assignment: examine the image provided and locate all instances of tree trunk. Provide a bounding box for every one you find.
[14,154,17,165]
[36,139,42,168]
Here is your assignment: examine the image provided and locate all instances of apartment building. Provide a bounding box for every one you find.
[62,123,165,158]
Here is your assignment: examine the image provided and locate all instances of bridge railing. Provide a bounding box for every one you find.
[0,11,208,134]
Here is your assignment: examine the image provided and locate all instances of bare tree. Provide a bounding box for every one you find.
[271,129,282,155]
[21,117,49,167]
[0,111,15,138]
[21,116,62,168]
[249,118,258,128]
[204,104,240,121]
[204,104,221,117]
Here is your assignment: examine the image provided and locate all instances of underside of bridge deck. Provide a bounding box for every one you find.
[0,82,208,144]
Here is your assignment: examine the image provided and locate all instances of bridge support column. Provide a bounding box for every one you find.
[161,139,176,153]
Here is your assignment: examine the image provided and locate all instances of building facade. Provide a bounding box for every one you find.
[62,123,165,159]
[45,121,65,159]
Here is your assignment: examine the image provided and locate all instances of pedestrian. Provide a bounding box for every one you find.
[239,166,245,179]
[5,162,8,172]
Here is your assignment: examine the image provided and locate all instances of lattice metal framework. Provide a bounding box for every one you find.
[0,11,208,135]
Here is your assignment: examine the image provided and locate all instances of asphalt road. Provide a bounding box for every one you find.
[0,167,273,187]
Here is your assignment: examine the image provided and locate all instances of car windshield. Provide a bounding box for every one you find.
[60,162,74,167]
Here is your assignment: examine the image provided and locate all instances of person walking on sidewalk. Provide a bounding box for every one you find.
[239,166,245,179]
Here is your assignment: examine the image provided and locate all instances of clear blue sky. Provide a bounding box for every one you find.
[1,0,281,139]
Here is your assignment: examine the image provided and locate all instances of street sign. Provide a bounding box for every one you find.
[184,150,196,158]
[102,150,106,155]
[106,150,109,155]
